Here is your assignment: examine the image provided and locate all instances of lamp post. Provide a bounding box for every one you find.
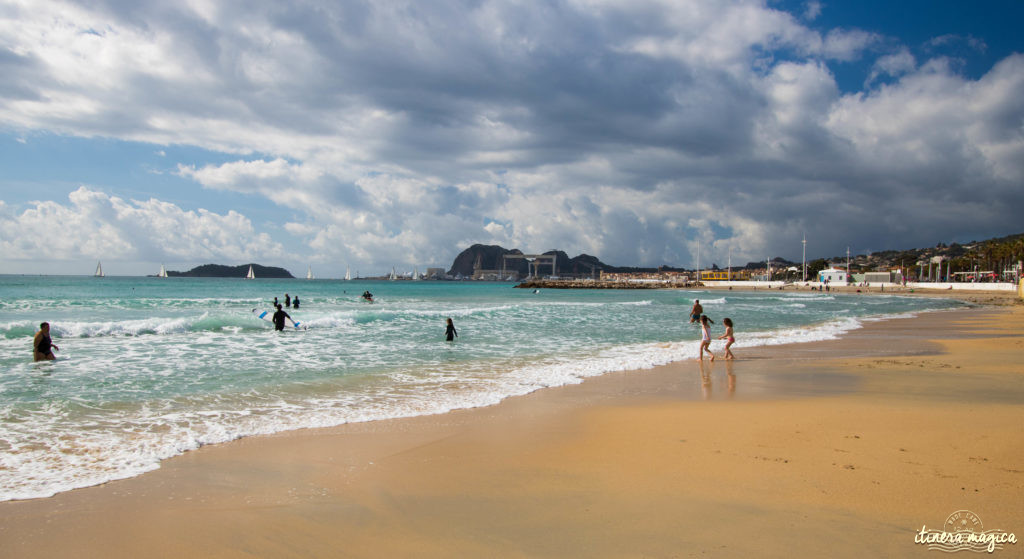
[802,234,807,282]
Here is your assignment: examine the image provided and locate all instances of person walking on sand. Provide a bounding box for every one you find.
[33,322,59,361]
[718,317,736,360]
[445,317,458,342]
[689,299,703,323]
[699,315,715,361]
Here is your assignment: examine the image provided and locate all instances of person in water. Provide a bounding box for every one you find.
[272,304,292,331]
[33,322,59,361]
[689,299,703,323]
[273,296,279,308]
[284,293,291,308]
[717,317,736,360]
[445,317,458,342]
[293,295,300,309]
[698,314,715,361]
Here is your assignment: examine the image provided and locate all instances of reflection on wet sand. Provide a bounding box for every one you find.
[698,360,737,400]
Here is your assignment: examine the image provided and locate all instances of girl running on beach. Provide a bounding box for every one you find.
[718,317,735,360]
[699,315,715,361]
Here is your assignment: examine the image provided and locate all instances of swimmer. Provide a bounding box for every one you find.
[445,317,458,342]
[33,322,59,361]
[689,299,703,323]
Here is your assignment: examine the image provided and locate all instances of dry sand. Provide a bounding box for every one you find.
[1,293,1021,558]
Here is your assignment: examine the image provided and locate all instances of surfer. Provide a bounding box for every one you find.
[445,317,458,342]
[33,322,59,361]
[284,293,291,308]
[689,299,703,323]
[293,295,300,309]
[361,291,373,302]
[272,304,292,331]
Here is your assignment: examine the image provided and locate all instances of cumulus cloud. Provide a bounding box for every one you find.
[0,186,286,264]
[0,0,1022,273]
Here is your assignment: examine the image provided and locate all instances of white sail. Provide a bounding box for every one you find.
[95,261,104,277]
[158,264,167,278]
[390,267,397,280]
[344,266,351,281]
[306,265,314,280]
[413,267,420,280]
[246,265,255,279]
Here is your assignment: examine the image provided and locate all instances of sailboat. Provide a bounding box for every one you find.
[245,265,255,279]
[306,265,314,280]
[389,267,397,281]
[413,266,420,281]
[158,264,168,278]
[94,261,104,277]
[344,266,351,281]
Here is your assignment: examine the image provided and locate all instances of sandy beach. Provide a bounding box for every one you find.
[1,291,1021,558]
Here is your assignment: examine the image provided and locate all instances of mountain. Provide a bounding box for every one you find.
[447,245,683,277]
[167,264,295,278]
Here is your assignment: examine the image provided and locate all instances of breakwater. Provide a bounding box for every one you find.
[515,279,700,289]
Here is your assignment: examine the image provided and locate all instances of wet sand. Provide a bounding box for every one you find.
[1,294,1021,558]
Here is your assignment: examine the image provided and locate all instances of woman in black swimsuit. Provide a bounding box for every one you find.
[445,318,458,342]
[33,322,59,361]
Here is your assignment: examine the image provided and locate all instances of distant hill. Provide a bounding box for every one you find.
[447,244,687,277]
[448,231,1023,278]
[167,264,295,278]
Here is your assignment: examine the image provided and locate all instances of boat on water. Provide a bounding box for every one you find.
[158,264,168,278]
[94,261,104,277]
[344,266,351,281]
[245,265,255,279]
[306,265,314,280]
[389,267,397,281]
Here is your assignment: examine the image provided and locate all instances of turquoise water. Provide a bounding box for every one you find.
[0,275,962,500]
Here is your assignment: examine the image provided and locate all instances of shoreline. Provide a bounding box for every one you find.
[1,291,1021,557]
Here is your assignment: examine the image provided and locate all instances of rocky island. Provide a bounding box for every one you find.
[166,264,295,278]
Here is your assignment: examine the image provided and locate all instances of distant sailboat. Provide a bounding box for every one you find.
[344,266,351,281]
[94,261,104,277]
[413,266,420,281]
[246,265,255,279]
[306,265,314,280]
[389,267,397,281]
[157,264,168,278]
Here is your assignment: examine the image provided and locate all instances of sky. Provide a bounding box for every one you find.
[1,0,1022,277]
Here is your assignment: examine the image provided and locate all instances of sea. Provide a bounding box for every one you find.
[0,275,963,501]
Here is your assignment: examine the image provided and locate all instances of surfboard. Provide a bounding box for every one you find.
[252,308,303,329]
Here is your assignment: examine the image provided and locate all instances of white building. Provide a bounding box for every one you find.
[819,268,849,283]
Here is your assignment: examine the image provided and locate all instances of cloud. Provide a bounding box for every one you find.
[0,186,286,263]
[867,49,917,85]
[803,1,822,21]
[0,0,1022,273]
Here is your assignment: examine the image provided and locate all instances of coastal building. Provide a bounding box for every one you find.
[863,271,896,283]
[818,268,849,283]
[700,270,732,281]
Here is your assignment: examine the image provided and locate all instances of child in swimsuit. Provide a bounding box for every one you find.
[718,317,735,360]
[699,315,715,361]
